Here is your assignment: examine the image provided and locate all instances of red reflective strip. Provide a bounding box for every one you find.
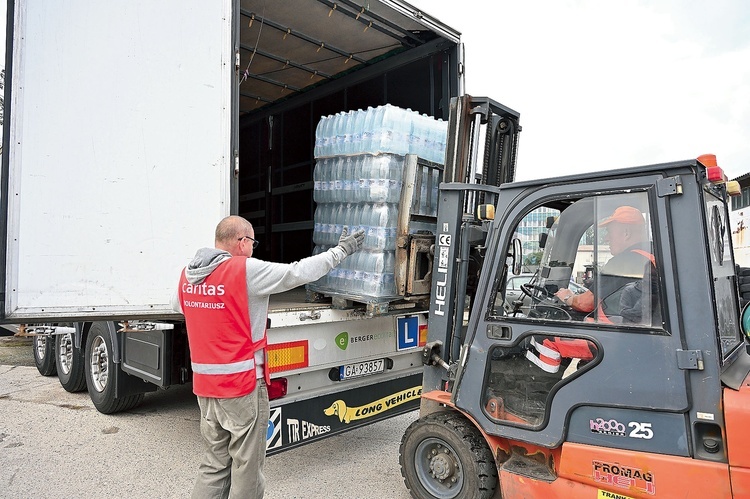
[539,353,561,367]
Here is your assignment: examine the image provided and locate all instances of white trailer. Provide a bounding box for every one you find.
[1,0,463,453]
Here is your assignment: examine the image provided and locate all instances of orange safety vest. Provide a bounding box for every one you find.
[595,249,656,324]
[178,257,267,398]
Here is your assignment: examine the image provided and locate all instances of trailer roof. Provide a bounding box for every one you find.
[238,0,460,117]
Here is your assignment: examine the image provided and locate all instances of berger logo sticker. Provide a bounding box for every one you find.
[335,332,349,350]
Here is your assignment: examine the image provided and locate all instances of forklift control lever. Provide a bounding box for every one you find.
[422,341,450,371]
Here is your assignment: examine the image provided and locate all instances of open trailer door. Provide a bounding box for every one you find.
[1,0,236,321]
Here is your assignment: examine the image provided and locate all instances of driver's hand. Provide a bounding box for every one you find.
[555,288,575,306]
[556,288,595,313]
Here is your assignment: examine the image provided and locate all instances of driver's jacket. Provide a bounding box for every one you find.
[576,247,656,324]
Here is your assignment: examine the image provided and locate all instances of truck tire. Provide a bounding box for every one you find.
[400,412,498,499]
[56,332,87,392]
[85,323,144,414]
[33,335,57,376]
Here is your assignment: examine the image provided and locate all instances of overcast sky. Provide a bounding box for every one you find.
[2,2,747,181]
[425,0,750,181]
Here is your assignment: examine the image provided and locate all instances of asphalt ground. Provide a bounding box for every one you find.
[0,336,417,499]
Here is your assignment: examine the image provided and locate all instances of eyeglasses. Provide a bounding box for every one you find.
[238,236,260,249]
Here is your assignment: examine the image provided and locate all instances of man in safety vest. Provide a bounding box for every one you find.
[172,215,364,498]
[555,205,658,325]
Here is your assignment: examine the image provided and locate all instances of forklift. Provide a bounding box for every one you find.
[400,95,750,498]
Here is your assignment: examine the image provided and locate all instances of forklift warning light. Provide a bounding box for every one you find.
[478,204,495,220]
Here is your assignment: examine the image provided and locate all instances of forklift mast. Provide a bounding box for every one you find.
[422,96,521,400]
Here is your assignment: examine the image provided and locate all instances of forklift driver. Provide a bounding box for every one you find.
[555,206,658,325]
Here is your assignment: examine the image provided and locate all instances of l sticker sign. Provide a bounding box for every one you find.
[397,316,419,351]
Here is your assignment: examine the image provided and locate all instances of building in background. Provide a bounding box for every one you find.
[730,173,750,267]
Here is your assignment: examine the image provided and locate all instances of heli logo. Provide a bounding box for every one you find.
[433,232,451,316]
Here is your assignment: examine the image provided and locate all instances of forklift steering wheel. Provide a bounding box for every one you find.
[520,283,553,303]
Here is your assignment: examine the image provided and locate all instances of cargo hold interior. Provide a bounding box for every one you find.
[236,0,460,264]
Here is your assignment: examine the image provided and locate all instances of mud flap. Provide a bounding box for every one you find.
[266,373,422,455]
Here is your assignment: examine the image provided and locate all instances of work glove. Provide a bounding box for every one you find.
[337,227,365,256]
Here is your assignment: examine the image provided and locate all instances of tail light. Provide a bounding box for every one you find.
[268,377,288,400]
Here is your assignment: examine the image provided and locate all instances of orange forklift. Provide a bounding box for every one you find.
[400,96,750,498]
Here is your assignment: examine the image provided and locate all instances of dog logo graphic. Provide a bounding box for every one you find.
[324,399,355,423]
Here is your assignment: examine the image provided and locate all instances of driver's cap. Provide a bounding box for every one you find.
[598,206,644,227]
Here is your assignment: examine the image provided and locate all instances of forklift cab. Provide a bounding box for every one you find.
[511,191,659,327]
[443,161,750,495]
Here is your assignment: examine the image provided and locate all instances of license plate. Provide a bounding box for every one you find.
[339,359,385,380]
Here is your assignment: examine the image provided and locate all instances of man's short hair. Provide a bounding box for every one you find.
[215,216,252,244]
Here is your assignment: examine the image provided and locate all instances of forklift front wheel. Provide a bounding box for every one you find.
[400,412,498,499]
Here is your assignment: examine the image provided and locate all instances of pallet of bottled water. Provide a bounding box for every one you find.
[307,154,440,304]
[313,104,448,163]
[307,105,443,307]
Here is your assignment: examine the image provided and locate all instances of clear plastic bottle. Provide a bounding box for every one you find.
[362,106,375,154]
[380,251,396,296]
[362,251,382,296]
[314,115,325,158]
[396,108,413,156]
[378,105,394,154]
[352,155,364,203]
[324,204,337,246]
[329,112,341,156]
[331,157,344,203]
[369,156,388,203]
[348,251,364,295]
[387,155,404,204]
[350,203,363,236]
[313,204,324,245]
[333,203,345,244]
[360,203,373,249]
[336,255,350,292]
[350,109,365,156]
[313,160,323,203]
[367,203,397,250]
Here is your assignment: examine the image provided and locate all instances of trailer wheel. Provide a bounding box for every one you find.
[400,412,498,499]
[85,323,144,414]
[33,335,57,376]
[56,333,87,392]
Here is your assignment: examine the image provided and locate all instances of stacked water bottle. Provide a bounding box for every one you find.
[309,105,446,301]
[313,104,448,163]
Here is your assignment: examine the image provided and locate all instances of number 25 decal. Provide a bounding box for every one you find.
[628,422,654,439]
